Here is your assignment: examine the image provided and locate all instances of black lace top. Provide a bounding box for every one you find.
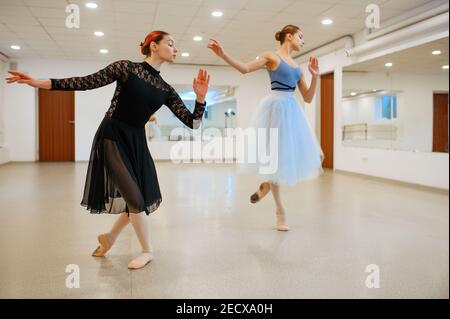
[50,60,206,128]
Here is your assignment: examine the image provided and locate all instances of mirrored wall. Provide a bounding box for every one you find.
[145,85,237,142]
[342,37,449,153]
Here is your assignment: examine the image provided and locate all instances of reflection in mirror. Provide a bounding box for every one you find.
[342,37,449,153]
[145,85,237,142]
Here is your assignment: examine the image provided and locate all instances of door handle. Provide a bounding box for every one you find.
[68,121,75,124]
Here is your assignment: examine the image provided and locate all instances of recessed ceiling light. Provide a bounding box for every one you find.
[99,49,108,54]
[181,52,190,57]
[321,19,333,25]
[443,65,449,70]
[432,50,441,55]
[10,45,21,50]
[350,92,357,96]
[86,2,98,9]
[385,62,393,67]
[193,36,203,41]
[94,31,104,37]
[212,11,223,17]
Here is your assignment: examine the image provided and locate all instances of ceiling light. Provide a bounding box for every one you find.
[99,49,108,54]
[193,36,203,41]
[10,45,20,50]
[350,92,357,96]
[321,19,333,25]
[212,11,223,17]
[94,31,104,37]
[86,2,98,9]
[432,50,441,55]
[181,52,190,57]
[385,62,393,67]
[443,65,449,70]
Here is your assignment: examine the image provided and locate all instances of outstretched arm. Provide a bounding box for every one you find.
[298,56,320,103]
[6,60,130,91]
[6,71,51,89]
[166,69,210,129]
[208,38,273,74]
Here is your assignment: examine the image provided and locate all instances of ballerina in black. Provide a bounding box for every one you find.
[6,31,211,269]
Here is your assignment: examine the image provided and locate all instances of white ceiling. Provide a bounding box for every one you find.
[344,37,449,74]
[0,0,445,66]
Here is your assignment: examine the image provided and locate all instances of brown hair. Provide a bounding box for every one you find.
[274,25,300,44]
[140,31,169,56]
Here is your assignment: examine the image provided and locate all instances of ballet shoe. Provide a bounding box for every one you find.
[250,182,270,203]
[128,252,153,269]
[276,223,289,231]
[275,209,289,231]
[92,233,112,257]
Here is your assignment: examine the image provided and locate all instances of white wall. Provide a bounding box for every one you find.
[0,57,9,164]
[3,59,269,161]
[0,57,5,147]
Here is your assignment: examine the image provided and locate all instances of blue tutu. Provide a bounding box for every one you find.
[239,91,324,185]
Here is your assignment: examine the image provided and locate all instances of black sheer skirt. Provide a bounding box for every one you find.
[81,116,162,215]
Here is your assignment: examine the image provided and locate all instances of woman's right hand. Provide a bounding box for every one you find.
[207,38,225,58]
[5,71,51,89]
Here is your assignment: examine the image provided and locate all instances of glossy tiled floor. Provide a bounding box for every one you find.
[0,162,448,298]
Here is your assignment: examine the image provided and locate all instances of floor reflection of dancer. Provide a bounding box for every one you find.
[6,30,210,268]
[146,115,162,141]
[208,25,323,231]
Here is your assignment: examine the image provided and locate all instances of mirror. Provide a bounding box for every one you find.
[342,37,449,153]
[145,85,237,142]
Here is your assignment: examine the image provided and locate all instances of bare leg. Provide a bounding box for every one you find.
[92,212,130,257]
[127,211,153,269]
[269,182,289,231]
[250,181,271,203]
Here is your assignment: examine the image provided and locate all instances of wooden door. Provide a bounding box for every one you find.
[433,93,449,153]
[38,89,75,161]
[320,73,334,169]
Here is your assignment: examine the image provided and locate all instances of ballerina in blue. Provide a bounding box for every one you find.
[208,25,324,231]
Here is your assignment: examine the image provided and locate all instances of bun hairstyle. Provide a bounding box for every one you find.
[274,25,300,44]
[140,31,169,56]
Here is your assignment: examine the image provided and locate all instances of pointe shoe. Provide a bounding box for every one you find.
[127,252,153,269]
[275,209,289,231]
[92,233,113,257]
[250,182,270,203]
[276,223,289,231]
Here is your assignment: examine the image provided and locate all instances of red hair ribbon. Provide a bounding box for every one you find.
[140,32,162,47]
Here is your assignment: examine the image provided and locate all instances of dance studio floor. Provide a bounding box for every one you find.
[0,162,448,298]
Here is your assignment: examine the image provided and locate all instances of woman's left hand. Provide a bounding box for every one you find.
[193,68,210,103]
[308,56,320,77]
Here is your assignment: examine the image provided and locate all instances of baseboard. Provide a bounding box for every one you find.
[0,147,10,165]
[334,169,449,194]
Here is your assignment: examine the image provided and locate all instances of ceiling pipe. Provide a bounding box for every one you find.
[293,35,355,63]
[366,2,449,41]
[346,11,449,57]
